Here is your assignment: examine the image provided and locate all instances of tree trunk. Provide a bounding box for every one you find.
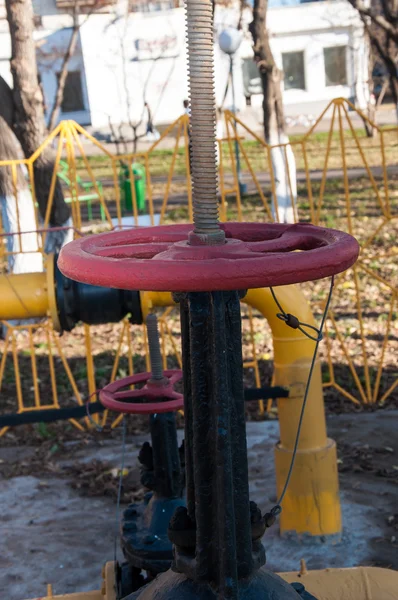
[5,0,70,233]
[380,46,398,123]
[249,0,297,223]
[48,16,80,132]
[361,33,376,138]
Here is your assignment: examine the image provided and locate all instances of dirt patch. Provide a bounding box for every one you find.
[338,441,398,483]
[67,459,145,503]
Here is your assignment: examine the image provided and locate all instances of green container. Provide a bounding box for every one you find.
[119,163,146,213]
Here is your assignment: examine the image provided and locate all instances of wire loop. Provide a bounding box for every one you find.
[265,276,335,525]
[272,287,324,342]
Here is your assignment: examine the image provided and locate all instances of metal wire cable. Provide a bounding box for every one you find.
[268,276,334,520]
[269,286,323,342]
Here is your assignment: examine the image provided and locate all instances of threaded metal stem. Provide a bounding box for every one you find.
[185,0,224,245]
[146,314,164,380]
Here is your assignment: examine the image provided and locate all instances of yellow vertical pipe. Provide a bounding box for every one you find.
[247,286,341,538]
[143,286,341,539]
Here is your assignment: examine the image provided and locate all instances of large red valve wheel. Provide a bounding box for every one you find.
[100,370,183,414]
[58,222,359,292]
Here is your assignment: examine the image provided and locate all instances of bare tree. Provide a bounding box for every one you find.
[106,17,175,154]
[2,0,70,250]
[347,0,398,121]
[47,0,101,131]
[47,6,81,132]
[248,0,284,145]
[248,0,296,223]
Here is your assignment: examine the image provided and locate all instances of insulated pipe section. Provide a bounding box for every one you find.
[0,255,142,333]
[141,288,341,539]
[52,255,142,332]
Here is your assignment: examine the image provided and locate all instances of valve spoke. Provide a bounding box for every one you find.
[113,388,146,400]
[169,372,183,385]
[93,242,172,260]
[246,233,326,254]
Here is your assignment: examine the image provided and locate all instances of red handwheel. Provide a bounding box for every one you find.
[58,222,359,292]
[100,370,183,414]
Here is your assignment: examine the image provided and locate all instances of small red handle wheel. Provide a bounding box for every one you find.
[100,370,183,414]
[58,222,359,292]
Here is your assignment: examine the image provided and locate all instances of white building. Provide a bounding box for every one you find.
[0,0,368,132]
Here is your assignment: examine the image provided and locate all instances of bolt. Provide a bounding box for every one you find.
[300,558,308,576]
[250,501,266,540]
[185,0,225,246]
[146,314,164,380]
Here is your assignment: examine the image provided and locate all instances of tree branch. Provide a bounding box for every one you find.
[249,0,285,141]
[379,0,394,23]
[5,0,70,226]
[47,0,100,131]
[47,12,80,130]
[347,0,398,43]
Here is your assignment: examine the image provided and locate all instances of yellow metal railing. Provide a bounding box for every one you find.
[222,98,397,406]
[0,97,397,435]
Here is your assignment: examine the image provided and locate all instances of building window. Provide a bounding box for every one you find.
[324,46,347,86]
[282,51,305,90]
[60,71,85,113]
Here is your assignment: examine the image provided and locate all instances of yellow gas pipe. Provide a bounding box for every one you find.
[4,277,397,598]
[0,268,340,538]
[24,563,398,600]
[245,287,341,539]
[0,271,49,320]
[141,288,341,540]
